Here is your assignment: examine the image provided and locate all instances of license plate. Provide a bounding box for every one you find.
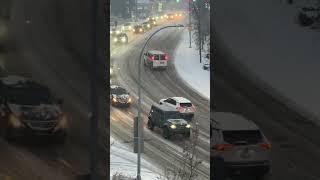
[160,62,164,64]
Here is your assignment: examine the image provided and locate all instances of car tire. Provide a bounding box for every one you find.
[163,127,170,139]
[147,120,154,131]
[184,131,191,138]
[54,132,67,144]
[4,127,15,141]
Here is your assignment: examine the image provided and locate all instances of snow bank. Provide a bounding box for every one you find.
[110,136,162,180]
[214,0,320,122]
[173,29,210,99]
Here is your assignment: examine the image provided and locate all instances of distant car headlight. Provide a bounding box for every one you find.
[186,124,191,128]
[153,22,156,25]
[147,24,150,28]
[110,68,113,75]
[147,18,150,21]
[175,14,178,16]
[121,37,127,42]
[112,97,117,102]
[133,29,136,32]
[160,16,163,19]
[129,26,132,29]
[116,30,120,34]
[54,114,68,131]
[128,97,132,103]
[170,124,176,129]
[156,16,159,19]
[139,28,143,32]
[121,26,125,30]
[113,37,118,42]
[8,114,24,128]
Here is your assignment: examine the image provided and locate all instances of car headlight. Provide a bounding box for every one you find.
[139,28,142,32]
[133,29,135,32]
[113,38,118,42]
[129,26,132,29]
[128,97,132,103]
[112,97,117,102]
[121,37,127,42]
[110,68,113,75]
[116,30,120,34]
[110,31,113,34]
[147,24,150,28]
[186,124,191,128]
[54,114,68,131]
[170,124,176,129]
[8,114,24,128]
[153,22,156,25]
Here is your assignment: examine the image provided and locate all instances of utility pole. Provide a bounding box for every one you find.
[89,0,98,179]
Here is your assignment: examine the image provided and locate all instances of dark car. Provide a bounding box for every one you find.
[147,104,191,139]
[0,75,67,143]
[148,19,157,27]
[110,85,132,107]
[132,25,144,34]
[166,13,175,20]
[142,22,152,31]
[112,32,128,44]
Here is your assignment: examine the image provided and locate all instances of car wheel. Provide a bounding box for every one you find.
[147,120,154,131]
[163,127,170,139]
[184,131,191,138]
[54,132,67,144]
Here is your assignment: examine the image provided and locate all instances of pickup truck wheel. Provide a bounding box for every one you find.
[147,120,154,131]
[163,127,170,139]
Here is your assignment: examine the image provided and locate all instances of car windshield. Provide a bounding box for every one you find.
[222,130,263,145]
[6,87,53,105]
[166,111,183,119]
[111,88,127,95]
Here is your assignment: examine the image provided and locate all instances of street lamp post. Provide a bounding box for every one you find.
[136,25,184,180]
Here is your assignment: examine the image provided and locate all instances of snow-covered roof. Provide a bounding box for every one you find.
[171,97,191,103]
[213,112,259,131]
[148,50,165,55]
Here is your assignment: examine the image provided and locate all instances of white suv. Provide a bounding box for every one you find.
[143,50,169,69]
[211,112,271,179]
[159,97,195,120]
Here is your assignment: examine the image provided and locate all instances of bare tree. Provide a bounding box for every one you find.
[159,123,202,180]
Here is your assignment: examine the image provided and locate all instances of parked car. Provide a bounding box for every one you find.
[159,97,195,120]
[297,6,320,26]
[211,112,272,179]
[147,103,191,139]
[0,75,67,143]
[143,50,169,69]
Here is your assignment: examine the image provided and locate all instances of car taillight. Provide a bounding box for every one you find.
[212,144,234,151]
[259,143,272,150]
[164,54,169,60]
[176,106,183,112]
[149,55,155,61]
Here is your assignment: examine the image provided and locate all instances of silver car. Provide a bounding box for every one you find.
[211,112,271,178]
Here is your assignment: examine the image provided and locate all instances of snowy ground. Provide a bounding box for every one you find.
[110,136,162,180]
[214,0,320,123]
[173,29,210,99]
